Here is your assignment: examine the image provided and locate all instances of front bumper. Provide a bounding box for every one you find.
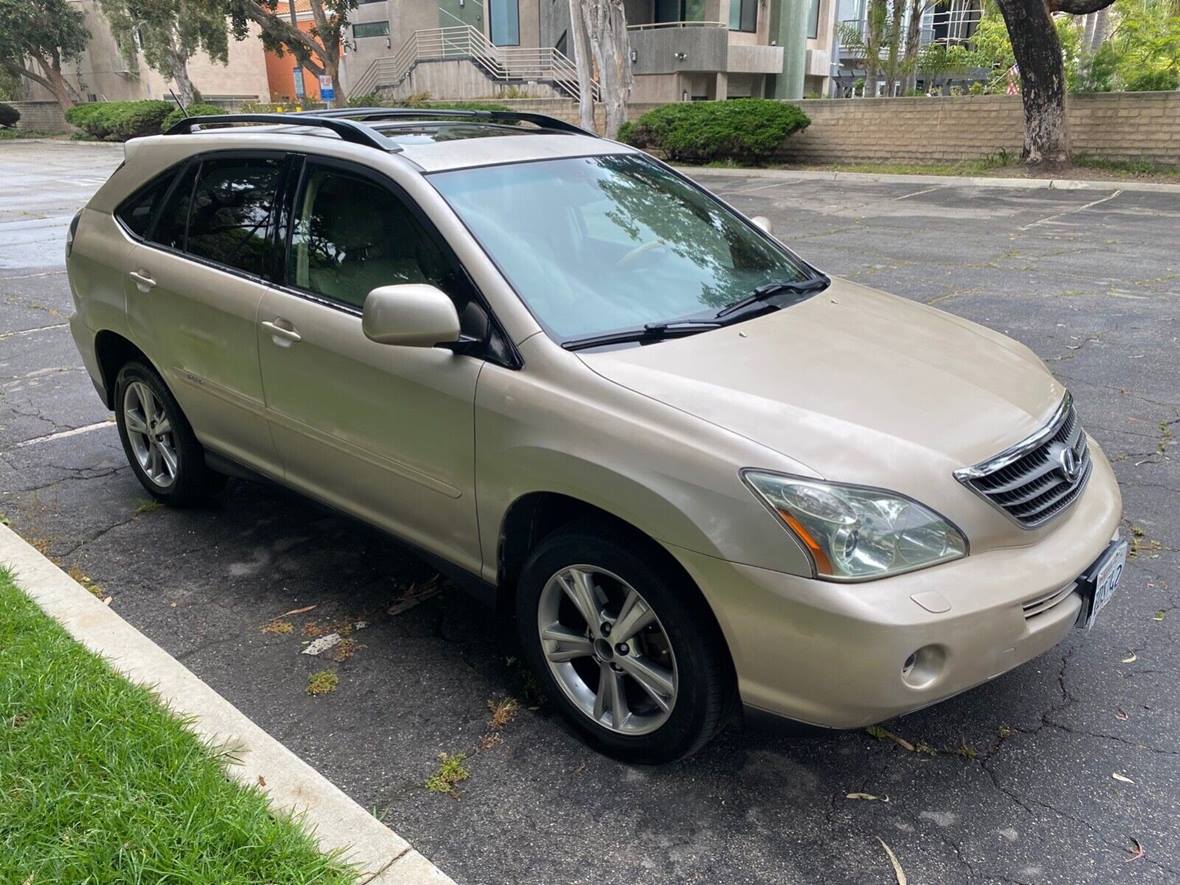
[672,445,1123,729]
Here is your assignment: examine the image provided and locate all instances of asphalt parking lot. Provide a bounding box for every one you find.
[1,140,1177,884]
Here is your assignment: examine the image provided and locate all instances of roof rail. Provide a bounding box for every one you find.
[163,113,402,152]
[302,106,595,137]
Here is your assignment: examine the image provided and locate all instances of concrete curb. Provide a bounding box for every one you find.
[0,523,453,885]
[675,164,1180,194]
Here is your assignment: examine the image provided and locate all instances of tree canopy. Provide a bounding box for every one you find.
[0,0,89,108]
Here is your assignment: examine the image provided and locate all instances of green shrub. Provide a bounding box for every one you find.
[0,102,19,128]
[619,99,810,165]
[65,100,174,141]
[1124,69,1179,92]
[161,102,224,133]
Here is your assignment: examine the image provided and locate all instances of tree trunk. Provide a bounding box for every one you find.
[901,0,924,94]
[884,0,904,96]
[568,0,596,131]
[582,0,631,139]
[33,52,75,110]
[1088,5,1108,52]
[165,35,196,108]
[862,0,886,97]
[996,0,1069,166]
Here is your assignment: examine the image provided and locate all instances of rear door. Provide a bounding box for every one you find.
[256,157,485,573]
[123,152,290,475]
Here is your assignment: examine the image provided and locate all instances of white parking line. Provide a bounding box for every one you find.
[14,419,114,448]
[1019,189,1123,231]
[0,322,68,341]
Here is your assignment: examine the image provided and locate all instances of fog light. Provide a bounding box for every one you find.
[900,645,946,689]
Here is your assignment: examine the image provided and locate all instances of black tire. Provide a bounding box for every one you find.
[516,522,733,763]
[114,361,226,505]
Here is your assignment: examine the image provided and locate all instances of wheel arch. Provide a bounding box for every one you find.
[94,330,153,409]
[496,491,737,678]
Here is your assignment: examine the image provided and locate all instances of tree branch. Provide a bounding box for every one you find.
[1048,0,1116,14]
[239,1,326,63]
[2,58,54,93]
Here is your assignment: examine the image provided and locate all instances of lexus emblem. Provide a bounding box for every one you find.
[1051,443,1080,483]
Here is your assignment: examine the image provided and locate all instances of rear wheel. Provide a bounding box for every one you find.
[114,361,225,505]
[516,524,732,762]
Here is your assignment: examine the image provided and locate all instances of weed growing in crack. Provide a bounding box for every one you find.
[425,752,470,796]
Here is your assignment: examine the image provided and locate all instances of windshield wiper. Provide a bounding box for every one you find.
[715,273,831,319]
[562,320,723,352]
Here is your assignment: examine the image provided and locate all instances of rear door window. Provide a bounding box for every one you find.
[185,157,284,277]
[116,172,176,238]
[150,164,198,251]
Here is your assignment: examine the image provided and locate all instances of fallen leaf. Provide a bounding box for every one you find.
[877,836,908,885]
[1125,837,1145,862]
[257,775,267,787]
[281,604,318,617]
[1121,652,1137,664]
[1153,610,1165,622]
[1115,707,1129,721]
[1112,772,1135,784]
[846,792,889,802]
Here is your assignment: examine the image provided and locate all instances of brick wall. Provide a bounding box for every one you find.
[627,92,1180,166]
[9,101,69,133]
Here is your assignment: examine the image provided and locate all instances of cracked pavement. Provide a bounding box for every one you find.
[2,142,1178,884]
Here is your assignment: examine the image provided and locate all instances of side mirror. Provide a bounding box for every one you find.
[362,284,461,348]
[751,216,773,234]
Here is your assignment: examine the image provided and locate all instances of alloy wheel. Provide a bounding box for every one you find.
[123,380,178,489]
[537,565,678,735]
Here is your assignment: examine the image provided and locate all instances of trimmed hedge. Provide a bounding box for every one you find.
[65,100,174,141]
[619,99,810,165]
[347,93,511,112]
[161,102,224,133]
[0,102,19,128]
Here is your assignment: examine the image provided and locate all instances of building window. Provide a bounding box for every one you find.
[555,29,568,56]
[808,0,821,38]
[489,0,520,45]
[656,0,704,23]
[352,20,390,38]
[728,0,757,32]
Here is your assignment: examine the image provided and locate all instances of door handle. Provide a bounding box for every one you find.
[261,318,302,346]
[128,269,156,292]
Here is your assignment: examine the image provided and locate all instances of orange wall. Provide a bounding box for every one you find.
[264,8,323,102]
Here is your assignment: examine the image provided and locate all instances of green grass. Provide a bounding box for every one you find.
[0,567,356,884]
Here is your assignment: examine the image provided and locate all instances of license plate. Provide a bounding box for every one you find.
[1082,540,1128,629]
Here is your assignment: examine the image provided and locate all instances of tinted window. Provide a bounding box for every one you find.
[117,172,175,238]
[288,167,453,310]
[151,164,198,251]
[186,157,284,276]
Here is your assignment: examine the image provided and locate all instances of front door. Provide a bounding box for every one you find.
[124,153,288,475]
[256,159,484,573]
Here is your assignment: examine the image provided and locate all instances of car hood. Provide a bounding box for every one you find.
[578,278,1065,487]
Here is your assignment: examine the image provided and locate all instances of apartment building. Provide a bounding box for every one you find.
[340,0,839,102]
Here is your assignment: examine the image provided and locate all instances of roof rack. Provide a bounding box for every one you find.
[297,106,595,137]
[163,113,403,152]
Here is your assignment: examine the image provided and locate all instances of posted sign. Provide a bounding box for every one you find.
[319,75,335,102]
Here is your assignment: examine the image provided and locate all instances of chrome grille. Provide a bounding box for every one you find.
[955,394,1092,528]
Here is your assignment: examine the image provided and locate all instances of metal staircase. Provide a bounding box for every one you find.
[351,25,601,103]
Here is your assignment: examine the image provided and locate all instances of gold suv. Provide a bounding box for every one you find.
[66,109,1126,761]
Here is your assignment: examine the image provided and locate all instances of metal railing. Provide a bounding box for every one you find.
[626,20,727,30]
[351,25,601,103]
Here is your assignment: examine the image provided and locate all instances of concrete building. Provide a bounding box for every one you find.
[19,0,270,105]
[339,0,839,103]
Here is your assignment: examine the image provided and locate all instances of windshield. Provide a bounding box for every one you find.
[430,154,812,341]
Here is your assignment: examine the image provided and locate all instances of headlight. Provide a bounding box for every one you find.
[742,471,967,581]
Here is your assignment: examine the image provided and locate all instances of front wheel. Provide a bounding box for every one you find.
[516,525,733,763]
